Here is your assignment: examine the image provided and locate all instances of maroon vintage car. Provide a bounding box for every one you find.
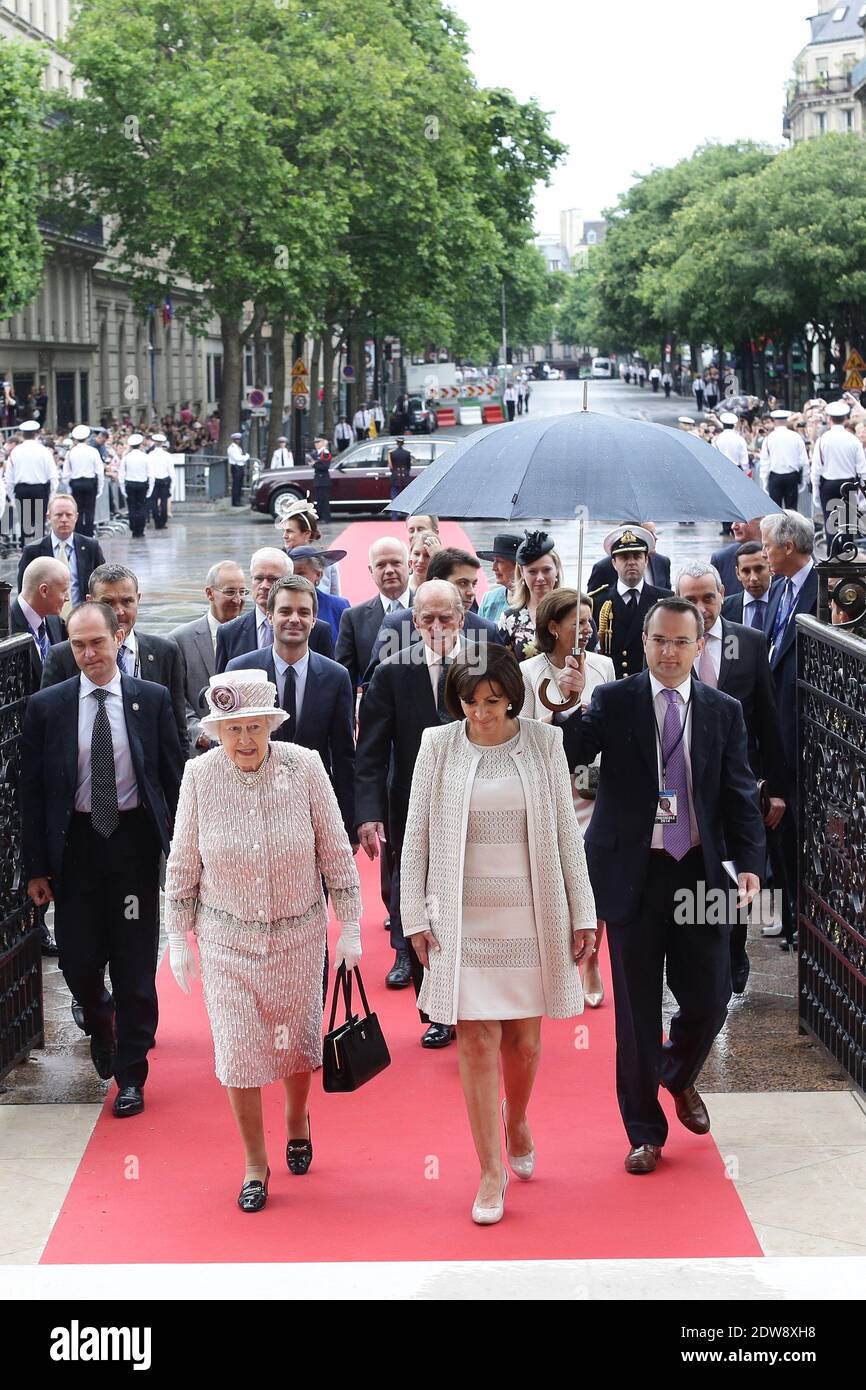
[250,435,458,517]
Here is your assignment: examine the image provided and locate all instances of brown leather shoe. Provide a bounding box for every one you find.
[672,1085,710,1134]
[624,1144,662,1174]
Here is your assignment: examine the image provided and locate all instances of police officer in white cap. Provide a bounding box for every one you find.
[759,410,808,510]
[269,435,294,470]
[63,425,104,537]
[118,434,153,538]
[713,411,750,475]
[6,420,58,546]
[810,399,866,534]
[228,432,249,507]
[147,432,175,529]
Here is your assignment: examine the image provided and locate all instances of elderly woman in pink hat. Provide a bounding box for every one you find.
[165,669,362,1213]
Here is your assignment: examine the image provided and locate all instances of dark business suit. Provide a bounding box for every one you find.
[356,642,457,1002]
[592,581,672,680]
[169,613,215,753]
[225,647,356,839]
[335,593,394,690]
[764,563,818,946]
[560,673,765,1147]
[710,541,744,597]
[214,607,333,672]
[18,531,106,601]
[42,629,189,758]
[363,608,504,686]
[10,599,66,686]
[587,552,672,593]
[21,674,184,1088]
[720,584,779,628]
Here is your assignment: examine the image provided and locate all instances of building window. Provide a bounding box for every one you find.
[549,259,559,271]
[832,5,848,20]
[847,107,855,130]
[587,230,597,244]
[817,111,827,134]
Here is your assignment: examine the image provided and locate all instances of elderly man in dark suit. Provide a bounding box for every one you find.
[355,578,469,1048]
[334,536,412,689]
[555,597,765,1173]
[710,516,766,598]
[587,521,672,592]
[214,546,333,672]
[41,563,189,758]
[720,542,779,630]
[170,560,247,755]
[761,510,819,952]
[226,576,355,838]
[676,561,790,992]
[17,492,105,606]
[12,557,69,687]
[22,601,184,1118]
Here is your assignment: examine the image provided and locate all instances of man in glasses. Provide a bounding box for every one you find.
[170,561,248,754]
[554,597,765,1177]
[214,547,334,673]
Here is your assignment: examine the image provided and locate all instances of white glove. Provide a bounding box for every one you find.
[334,921,362,972]
[169,935,199,994]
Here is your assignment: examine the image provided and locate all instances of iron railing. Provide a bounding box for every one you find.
[797,614,866,1091]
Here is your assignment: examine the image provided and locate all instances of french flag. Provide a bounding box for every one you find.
[162,296,173,327]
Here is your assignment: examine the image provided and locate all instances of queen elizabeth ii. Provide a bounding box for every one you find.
[165,670,362,1212]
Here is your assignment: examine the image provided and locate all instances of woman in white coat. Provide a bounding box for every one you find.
[520,589,615,1006]
[401,645,597,1225]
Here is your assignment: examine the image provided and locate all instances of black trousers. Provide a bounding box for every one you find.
[314,482,331,523]
[607,848,731,1148]
[506,401,516,421]
[69,477,98,537]
[231,464,245,507]
[819,476,851,536]
[151,477,171,528]
[125,481,149,537]
[767,472,800,511]
[54,810,162,1088]
[14,481,50,544]
[694,389,704,411]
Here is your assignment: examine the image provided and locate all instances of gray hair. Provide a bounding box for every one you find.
[760,510,814,556]
[205,560,244,588]
[21,556,68,597]
[89,563,138,595]
[674,561,723,594]
[250,547,292,576]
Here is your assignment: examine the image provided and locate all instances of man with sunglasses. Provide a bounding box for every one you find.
[170,561,248,753]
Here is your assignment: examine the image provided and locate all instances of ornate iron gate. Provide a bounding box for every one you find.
[0,631,42,1082]
[798,615,866,1091]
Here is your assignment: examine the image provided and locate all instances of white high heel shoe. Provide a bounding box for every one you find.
[472,1169,509,1225]
[502,1097,536,1180]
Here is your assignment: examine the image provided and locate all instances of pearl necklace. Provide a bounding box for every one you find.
[230,748,271,788]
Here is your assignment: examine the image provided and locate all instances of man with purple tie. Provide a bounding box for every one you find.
[553,598,765,1175]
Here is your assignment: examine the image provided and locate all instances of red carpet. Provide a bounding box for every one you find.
[41,519,761,1264]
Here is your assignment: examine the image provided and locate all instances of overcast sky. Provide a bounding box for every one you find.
[455,0,810,235]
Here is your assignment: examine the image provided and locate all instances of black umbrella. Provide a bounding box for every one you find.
[390,410,779,523]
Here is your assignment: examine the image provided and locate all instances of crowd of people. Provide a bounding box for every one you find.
[15,427,845,1223]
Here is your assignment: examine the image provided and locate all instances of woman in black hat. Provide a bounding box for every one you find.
[477,533,521,625]
[499,531,563,661]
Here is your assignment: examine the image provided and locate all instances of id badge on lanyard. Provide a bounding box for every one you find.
[653,694,691,825]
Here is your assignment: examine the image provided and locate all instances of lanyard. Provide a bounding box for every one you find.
[653,690,692,785]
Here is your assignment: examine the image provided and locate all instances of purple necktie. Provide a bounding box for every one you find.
[661,688,692,861]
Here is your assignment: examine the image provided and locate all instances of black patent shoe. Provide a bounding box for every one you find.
[112,1084,144,1117]
[71,999,89,1034]
[90,1033,116,1081]
[730,952,750,995]
[386,951,412,989]
[286,1115,313,1175]
[421,1023,456,1049]
[238,1167,270,1212]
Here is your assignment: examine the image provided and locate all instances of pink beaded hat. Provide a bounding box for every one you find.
[200,670,288,731]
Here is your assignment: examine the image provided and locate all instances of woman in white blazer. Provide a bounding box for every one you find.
[521,589,615,1007]
[401,645,597,1226]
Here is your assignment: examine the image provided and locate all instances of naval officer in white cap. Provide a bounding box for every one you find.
[810,399,866,534]
[6,420,57,545]
[63,425,104,537]
[713,411,750,475]
[228,432,250,507]
[118,433,153,537]
[147,432,175,530]
[759,410,808,510]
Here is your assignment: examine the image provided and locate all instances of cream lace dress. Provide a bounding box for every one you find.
[459,731,546,1020]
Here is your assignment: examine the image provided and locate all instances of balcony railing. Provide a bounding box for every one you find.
[786,74,853,106]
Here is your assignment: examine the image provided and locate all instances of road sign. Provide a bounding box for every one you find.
[845,350,866,373]
[341,365,355,382]
[291,377,308,395]
[291,358,307,378]
[293,393,309,411]
[844,370,864,391]
[250,407,268,418]
[249,388,266,408]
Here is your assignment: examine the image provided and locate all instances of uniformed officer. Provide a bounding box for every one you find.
[7,420,58,546]
[147,432,175,529]
[387,435,413,518]
[269,436,294,470]
[590,526,673,680]
[370,399,385,435]
[118,433,152,538]
[759,410,808,510]
[353,402,372,440]
[713,411,750,474]
[810,399,866,534]
[63,425,104,537]
[310,436,333,522]
[227,431,249,507]
[677,415,696,432]
[334,415,353,453]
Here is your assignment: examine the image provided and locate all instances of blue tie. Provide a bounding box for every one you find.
[747,600,766,632]
[36,621,49,664]
[661,689,691,861]
[117,643,129,675]
[771,579,794,649]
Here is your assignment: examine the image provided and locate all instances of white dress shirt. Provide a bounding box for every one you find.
[380,588,412,615]
[76,670,139,812]
[64,443,105,495]
[147,446,175,484]
[273,647,310,722]
[422,637,462,705]
[616,578,645,602]
[206,609,219,653]
[117,625,139,677]
[693,615,723,684]
[227,442,250,467]
[760,427,808,488]
[8,440,57,489]
[810,425,866,495]
[714,430,749,473]
[119,447,153,494]
[649,672,700,850]
[270,447,294,470]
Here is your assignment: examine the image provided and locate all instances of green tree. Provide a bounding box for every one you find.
[0,42,47,320]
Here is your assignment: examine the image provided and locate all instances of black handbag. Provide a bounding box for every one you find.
[322,964,391,1092]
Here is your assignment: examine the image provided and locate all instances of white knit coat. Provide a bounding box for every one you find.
[400,717,597,1025]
